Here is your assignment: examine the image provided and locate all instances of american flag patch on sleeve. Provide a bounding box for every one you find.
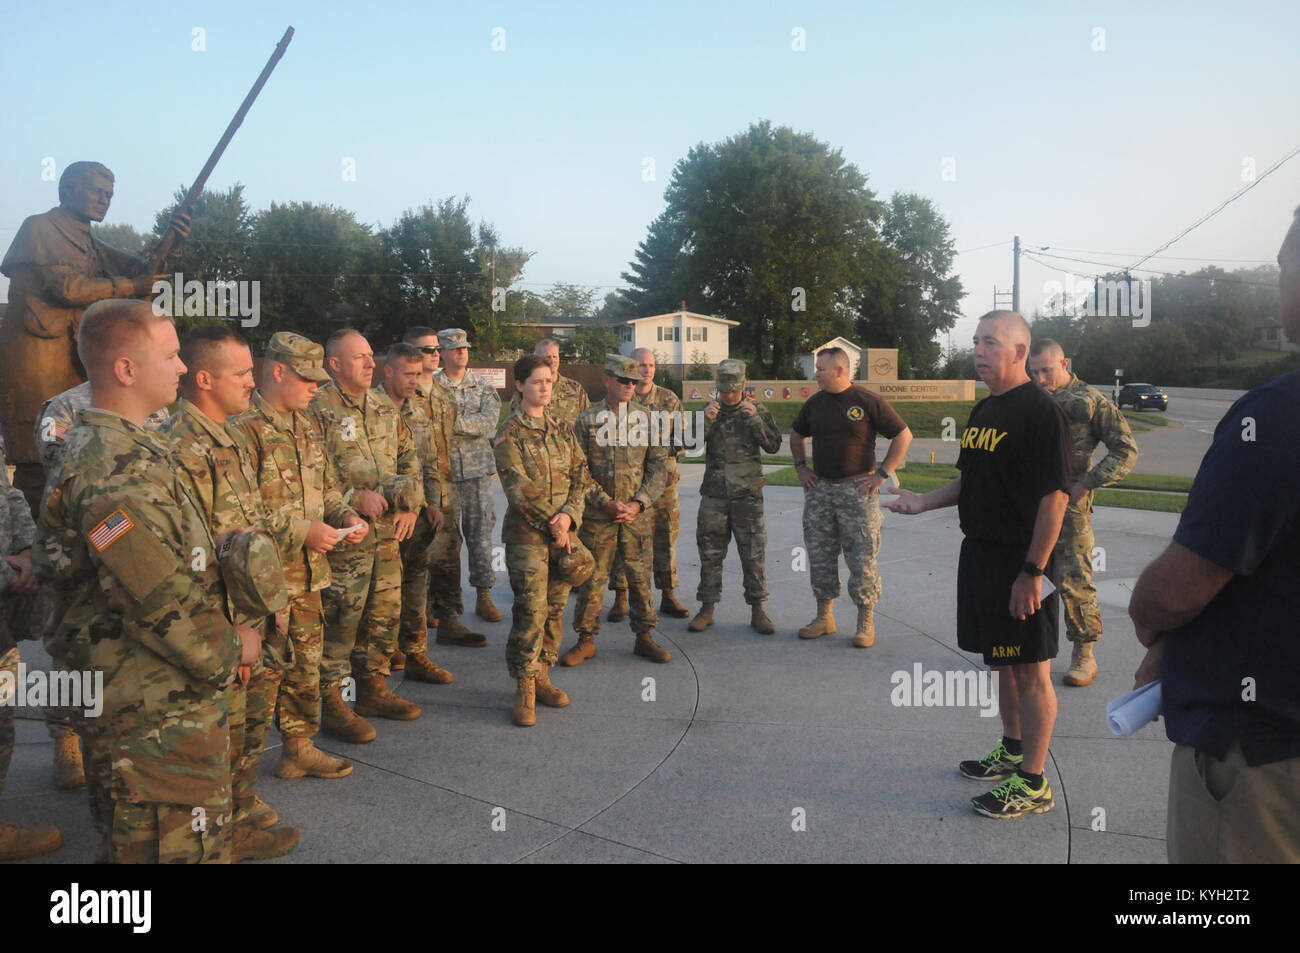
[52,421,68,441]
[89,509,135,552]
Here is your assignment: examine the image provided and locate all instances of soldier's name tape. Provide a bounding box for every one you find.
[0,664,105,717]
[591,407,708,456]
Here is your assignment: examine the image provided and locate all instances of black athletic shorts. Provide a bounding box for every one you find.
[956,538,1059,666]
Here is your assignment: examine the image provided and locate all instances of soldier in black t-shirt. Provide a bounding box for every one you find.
[886,312,1070,820]
[790,347,912,647]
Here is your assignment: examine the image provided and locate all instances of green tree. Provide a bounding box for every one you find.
[91,222,148,258]
[619,121,884,376]
[152,183,253,283]
[568,324,620,362]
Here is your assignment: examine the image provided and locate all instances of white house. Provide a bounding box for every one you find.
[797,336,863,379]
[616,310,739,372]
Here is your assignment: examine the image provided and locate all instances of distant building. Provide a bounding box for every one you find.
[1254,316,1298,352]
[797,336,863,379]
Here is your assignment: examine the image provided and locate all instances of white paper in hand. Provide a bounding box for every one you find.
[1106,680,1163,737]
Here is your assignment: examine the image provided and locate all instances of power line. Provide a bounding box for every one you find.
[1024,244,1274,264]
[1019,251,1278,289]
[956,239,1011,254]
[1128,144,1300,270]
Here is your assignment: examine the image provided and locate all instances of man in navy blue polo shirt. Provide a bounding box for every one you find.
[1129,208,1300,863]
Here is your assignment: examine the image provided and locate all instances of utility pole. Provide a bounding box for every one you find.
[1012,235,1021,313]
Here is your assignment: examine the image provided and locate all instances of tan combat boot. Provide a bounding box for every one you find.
[247,795,279,829]
[355,674,422,721]
[561,634,596,667]
[390,648,406,671]
[277,737,354,780]
[607,589,628,622]
[51,733,86,790]
[512,676,537,727]
[233,821,299,862]
[476,587,502,623]
[688,603,715,632]
[436,615,487,647]
[852,604,875,648]
[633,631,672,663]
[0,822,62,861]
[798,600,837,640]
[751,603,775,635]
[1064,642,1099,686]
[320,685,378,743]
[660,589,690,618]
[405,652,454,684]
[534,664,570,708]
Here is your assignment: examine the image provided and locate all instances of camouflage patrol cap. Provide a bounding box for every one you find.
[554,540,596,588]
[716,358,747,393]
[603,354,639,383]
[437,328,471,350]
[265,332,330,383]
[217,529,289,618]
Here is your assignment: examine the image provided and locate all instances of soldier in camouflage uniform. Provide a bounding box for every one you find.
[507,337,591,428]
[232,333,363,783]
[607,348,689,621]
[1028,339,1138,686]
[34,382,169,795]
[402,328,484,648]
[435,328,504,624]
[687,360,783,635]
[166,326,299,862]
[495,354,595,726]
[0,458,63,860]
[311,329,424,741]
[378,344,455,684]
[563,355,672,666]
[36,299,264,864]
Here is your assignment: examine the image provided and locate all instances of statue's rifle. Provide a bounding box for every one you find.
[148,25,294,272]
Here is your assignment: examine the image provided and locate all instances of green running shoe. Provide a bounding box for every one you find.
[958,738,1023,781]
[971,774,1054,819]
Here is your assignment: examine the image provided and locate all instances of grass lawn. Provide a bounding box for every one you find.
[764,462,1187,513]
[1120,410,1170,432]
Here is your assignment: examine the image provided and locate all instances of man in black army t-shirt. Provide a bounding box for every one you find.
[886,311,1070,819]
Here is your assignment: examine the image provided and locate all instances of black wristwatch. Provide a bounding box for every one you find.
[1021,562,1044,577]
[875,466,891,480]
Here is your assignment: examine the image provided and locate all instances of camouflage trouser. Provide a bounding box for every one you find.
[322,535,403,687]
[505,539,595,679]
[0,646,15,794]
[455,474,497,590]
[229,658,284,823]
[802,480,882,606]
[103,702,233,865]
[400,516,436,656]
[608,486,680,592]
[696,492,768,605]
[1055,496,1101,643]
[427,496,465,622]
[573,516,658,637]
[276,591,326,739]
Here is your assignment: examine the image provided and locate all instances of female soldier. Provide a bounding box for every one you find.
[493,354,595,726]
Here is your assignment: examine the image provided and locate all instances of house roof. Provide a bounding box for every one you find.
[625,311,740,327]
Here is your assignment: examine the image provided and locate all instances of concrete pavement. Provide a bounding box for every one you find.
[6,466,1180,864]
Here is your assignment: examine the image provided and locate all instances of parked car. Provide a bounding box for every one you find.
[1117,383,1168,411]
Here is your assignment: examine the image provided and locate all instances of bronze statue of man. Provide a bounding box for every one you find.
[0,161,182,511]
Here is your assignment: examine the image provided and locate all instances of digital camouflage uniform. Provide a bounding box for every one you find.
[166,399,291,826]
[697,397,782,605]
[1047,374,1138,643]
[571,398,670,637]
[34,382,169,749]
[232,390,357,740]
[422,377,465,622]
[610,383,682,593]
[36,409,253,863]
[310,381,422,687]
[434,364,501,590]
[380,383,446,657]
[0,463,39,800]
[494,407,595,678]
[508,372,590,430]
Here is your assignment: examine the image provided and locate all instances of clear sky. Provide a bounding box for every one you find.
[2,0,1296,351]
